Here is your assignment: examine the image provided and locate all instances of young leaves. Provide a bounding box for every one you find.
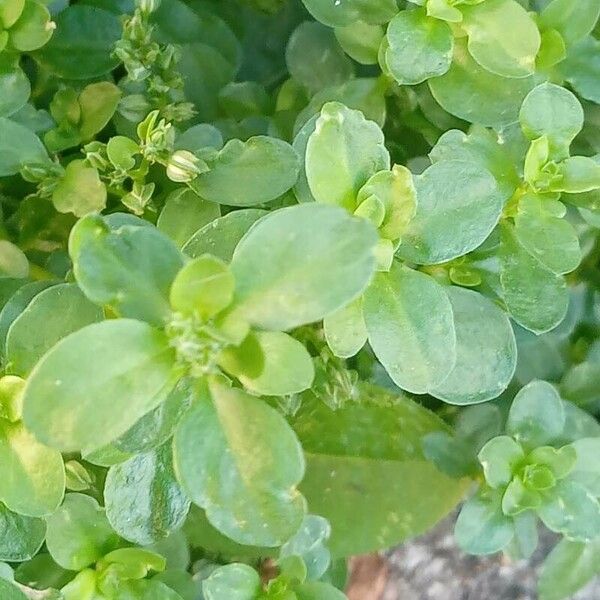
[22,319,178,452]
[173,383,306,546]
[305,102,389,209]
[230,203,377,330]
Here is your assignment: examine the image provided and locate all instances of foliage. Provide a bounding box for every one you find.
[0,0,599,598]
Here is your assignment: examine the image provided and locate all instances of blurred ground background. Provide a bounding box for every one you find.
[346,515,600,600]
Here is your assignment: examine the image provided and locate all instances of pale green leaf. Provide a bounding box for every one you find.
[173,383,306,546]
[5,283,103,376]
[22,319,177,452]
[192,136,299,206]
[429,38,535,128]
[461,0,540,78]
[396,160,504,264]
[0,420,64,517]
[230,203,377,331]
[323,297,367,359]
[385,8,453,85]
[45,493,119,570]
[364,263,456,394]
[431,286,517,405]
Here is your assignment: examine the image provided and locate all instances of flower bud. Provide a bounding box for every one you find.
[166,150,208,182]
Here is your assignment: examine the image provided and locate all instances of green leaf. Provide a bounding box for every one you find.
[364,263,456,394]
[5,283,103,377]
[0,420,64,517]
[0,56,30,118]
[301,0,397,26]
[396,160,504,264]
[105,443,190,546]
[519,83,584,156]
[430,286,517,405]
[385,8,453,85]
[169,255,234,319]
[539,0,600,46]
[538,538,600,600]
[538,479,600,541]
[0,580,27,600]
[182,209,267,262]
[157,189,220,249]
[202,564,260,600]
[501,476,542,515]
[293,385,468,556]
[22,319,177,452]
[230,203,377,331]
[176,123,223,155]
[8,0,53,51]
[34,6,121,79]
[500,223,569,334]
[173,383,306,546]
[430,126,521,200]
[0,0,25,28]
[429,38,535,128]
[114,378,192,455]
[192,136,299,207]
[70,215,184,325]
[233,331,315,396]
[0,504,45,562]
[553,156,600,193]
[0,281,55,356]
[286,22,353,94]
[305,102,389,210]
[559,36,600,105]
[570,438,600,496]
[514,194,581,275]
[506,380,565,447]
[478,436,524,488]
[280,515,331,580]
[461,0,540,78]
[334,20,383,65]
[295,582,347,600]
[45,493,119,570]
[0,117,48,176]
[455,490,514,555]
[114,579,185,600]
[77,82,121,141]
[51,160,106,217]
[323,297,367,359]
